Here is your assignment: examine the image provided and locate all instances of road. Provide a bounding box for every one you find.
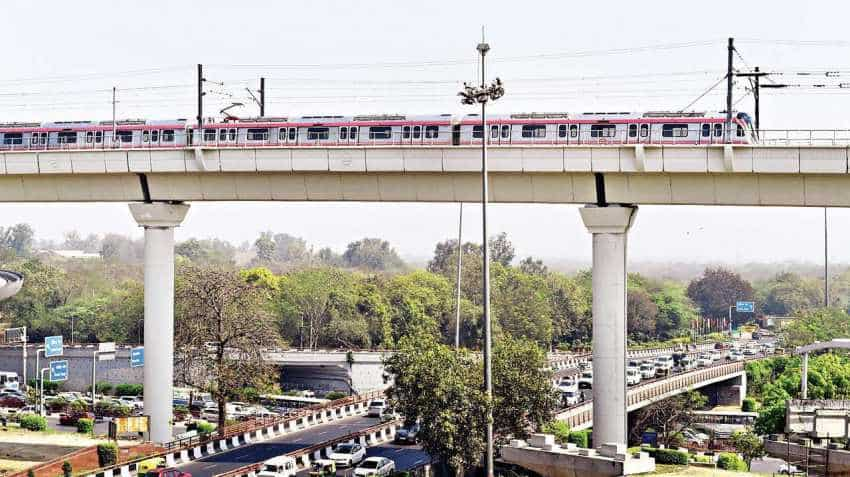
[176,415,384,477]
[295,442,430,476]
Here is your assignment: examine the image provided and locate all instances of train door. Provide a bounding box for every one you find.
[452,124,461,146]
[499,124,511,145]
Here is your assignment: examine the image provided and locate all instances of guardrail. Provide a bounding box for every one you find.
[83,390,384,477]
[548,343,719,371]
[213,420,403,477]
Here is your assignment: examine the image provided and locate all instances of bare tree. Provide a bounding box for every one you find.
[174,265,280,433]
[630,391,707,446]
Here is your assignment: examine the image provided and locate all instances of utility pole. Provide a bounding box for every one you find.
[454,203,463,349]
[112,87,117,144]
[259,77,265,117]
[725,37,734,143]
[197,64,205,130]
[753,66,760,132]
[825,207,830,307]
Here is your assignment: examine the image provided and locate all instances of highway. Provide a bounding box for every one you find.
[295,442,430,476]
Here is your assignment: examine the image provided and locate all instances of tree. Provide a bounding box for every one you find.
[758,272,822,316]
[343,238,405,271]
[548,273,591,348]
[0,223,35,256]
[754,403,786,436]
[630,391,708,446]
[687,267,754,321]
[253,232,276,263]
[488,232,515,267]
[491,264,553,346]
[174,266,280,432]
[272,233,311,263]
[176,238,235,265]
[730,430,765,470]
[519,257,548,276]
[783,308,850,348]
[384,271,452,343]
[627,288,658,341]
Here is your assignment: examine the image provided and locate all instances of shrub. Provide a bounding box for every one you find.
[70,400,89,413]
[568,429,590,448]
[76,418,93,434]
[717,453,747,471]
[45,396,69,413]
[114,384,143,396]
[542,421,571,445]
[742,398,758,412]
[324,391,348,401]
[649,448,689,465]
[62,461,72,477]
[95,401,131,418]
[88,382,114,396]
[19,413,47,431]
[174,405,189,421]
[194,420,216,435]
[97,442,119,467]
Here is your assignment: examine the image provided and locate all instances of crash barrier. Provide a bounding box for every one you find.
[212,420,403,477]
[555,360,747,429]
[82,390,384,477]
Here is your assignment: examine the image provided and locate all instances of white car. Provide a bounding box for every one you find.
[710,351,722,362]
[729,351,744,361]
[578,371,593,389]
[743,347,757,356]
[679,357,695,371]
[257,456,297,477]
[353,457,395,477]
[367,399,387,417]
[561,390,580,406]
[117,396,143,410]
[329,442,366,467]
[626,368,641,386]
[696,354,712,367]
[654,356,674,376]
[557,377,578,392]
[639,363,655,379]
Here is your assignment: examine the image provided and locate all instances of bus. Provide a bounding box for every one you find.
[0,372,20,391]
[259,394,329,414]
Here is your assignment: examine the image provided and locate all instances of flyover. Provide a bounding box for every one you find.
[795,339,850,399]
[0,270,23,301]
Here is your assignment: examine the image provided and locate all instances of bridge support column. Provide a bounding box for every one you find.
[801,352,809,399]
[129,202,190,443]
[580,205,637,448]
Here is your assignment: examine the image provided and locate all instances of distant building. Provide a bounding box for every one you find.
[46,249,102,260]
[763,315,795,329]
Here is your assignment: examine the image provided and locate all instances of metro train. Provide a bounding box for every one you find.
[0,111,754,150]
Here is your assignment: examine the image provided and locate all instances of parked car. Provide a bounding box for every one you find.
[626,368,641,386]
[144,468,192,477]
[59,411,95,426]
[561,390,580,406]
[578,371,593,389]
[353,457,395,477]
[257,456,297,477]
[367,399,387,417]
[680,428,709,447]
[328,442,366,467]
[118,396,143,410]
[394,422,420,444]
[639,363,656,379]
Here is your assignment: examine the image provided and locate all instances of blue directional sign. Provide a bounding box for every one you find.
[130,347,144,368]
[44,336,63,358]
[49,360,69,382]
[736,301,755,313]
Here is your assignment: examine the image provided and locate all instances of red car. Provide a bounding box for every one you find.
[145,468,191,477]
[59,412,95,426]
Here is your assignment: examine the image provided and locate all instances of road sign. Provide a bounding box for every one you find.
[44,336,63,358]
[130,347,144,368]
[736,301,755,313]
[49,360,69,382]
[98,342,116,353]
[4,327,26,343]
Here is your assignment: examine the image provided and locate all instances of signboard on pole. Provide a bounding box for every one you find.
[736,301,755,313]
[49,360,68,382]
[4,327,26,343]
[44,336,63,358]
[98,342,116,361]
[130,347,144,368]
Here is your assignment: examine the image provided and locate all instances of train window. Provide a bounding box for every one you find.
[491,125,499,139]
[569,125,578,138]
[413,126,422,139]
[402,126,410,139]
[30,135,39,145]
[219,129,227,141]
[701,124,711,137]
[247,128,269,141]
[340,127,348,140]
[521,124,547,138]
[289,128,297,141]
[307,127,329,140]
[162,130,175,142]
[368,126,392,139]
[143,130,150,142]
[151,130,159,143]
[229,129,236,141]
[472,125,483,138]
[58,131,78,143]
[628,124,637,138]
[350,127,358,139]
[558,125,567,138]
[425,125,438,138]
[279,129,287,141]
[95,131,103,143]
[713,124,722,137]
[662,124,688,138]
[2,133,23,145]
[590,125,616,138]
[117,130,133,143]
[639,124,649,137]
[736,124,745,137]
[204,129,217,141]
[86,131,94,143]
[501,125,510,138]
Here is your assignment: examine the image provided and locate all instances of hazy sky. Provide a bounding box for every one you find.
[1,0,849,265]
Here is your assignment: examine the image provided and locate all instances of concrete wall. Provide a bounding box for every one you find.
[500,435,655,477]
[765,439,850,476]
[0,345,140,392]
[787,399,850,438]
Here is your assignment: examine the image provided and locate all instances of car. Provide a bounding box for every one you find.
[379,407,398,423]
[201,405,221,421]
[328,442,366,467]
[19,405,38,414]
[680,428,709,447]
[626,368,641,386]
[778,463,800,475]
[257,456,297,477]
[696,354,712,367]
[627,360,641,370]
[0,395,25,408]
[59,411,95,426]
[679,357,695,371]
[743,347,757,356]
[558,376,578,390]
[654,356,674,376]
[353,457,395,477]
[118,396,143,410]
[561,390,580,406]
[710,351,722,362]
[394,422,420,444]
[578,371,593,389]
[639,363,655,379]
[367,399,387,417]
[729,351,744,361]
[144,468,192,477]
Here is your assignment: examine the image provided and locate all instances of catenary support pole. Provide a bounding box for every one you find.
[197,64,204,131]
[802,352,809,399]
[825,207,829,307]
[579,205,638,448]
[129,202,190,443]
[259,77,265,117]
[753,66,760,133]
[454,202,463,349]
[726,37,734,143]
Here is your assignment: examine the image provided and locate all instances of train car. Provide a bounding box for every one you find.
[0,119,187,150]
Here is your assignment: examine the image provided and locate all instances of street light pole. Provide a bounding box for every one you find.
[458,36,504,477]
[825,207,830,307]
[454,202,464,349]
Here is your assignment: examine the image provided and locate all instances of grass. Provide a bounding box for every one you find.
[643,464,761,476]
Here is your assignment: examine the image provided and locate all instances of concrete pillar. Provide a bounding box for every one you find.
[129,202,190,443]
[579,205,637,448]
[801,352,809,399]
